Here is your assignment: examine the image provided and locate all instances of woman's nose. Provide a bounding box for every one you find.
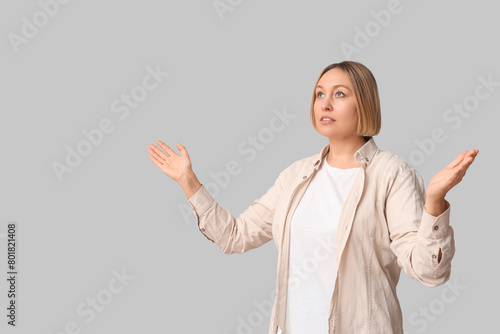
[321,96,333,110]
[322,101,332,111]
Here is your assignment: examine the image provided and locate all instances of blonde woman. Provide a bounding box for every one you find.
[147,61,478,334]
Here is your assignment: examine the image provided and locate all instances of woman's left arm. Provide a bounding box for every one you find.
[385,149,479,287]
[424,149,479,262]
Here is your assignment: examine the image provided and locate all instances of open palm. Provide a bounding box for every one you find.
[427,149,479,199]
[148,141,192,183]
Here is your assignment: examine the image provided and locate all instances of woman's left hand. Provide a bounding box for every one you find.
[427,149,479,199]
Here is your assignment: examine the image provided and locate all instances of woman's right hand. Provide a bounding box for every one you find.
[148,141,193,183]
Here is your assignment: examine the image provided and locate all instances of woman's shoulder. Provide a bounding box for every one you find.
[375,149,421,180]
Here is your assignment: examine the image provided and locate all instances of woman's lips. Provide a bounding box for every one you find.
[320,119,335,124]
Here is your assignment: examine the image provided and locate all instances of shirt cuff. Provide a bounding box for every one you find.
[419,199,451,240]
[187,184,215,218]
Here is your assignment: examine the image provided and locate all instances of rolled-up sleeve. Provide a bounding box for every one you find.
[385,166,455,287]
[186,168,287,254]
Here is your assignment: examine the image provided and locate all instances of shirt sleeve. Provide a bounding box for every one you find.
[384,166,455,287]
[186,168,288,254]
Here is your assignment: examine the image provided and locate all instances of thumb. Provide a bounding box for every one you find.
[177,142,187,154]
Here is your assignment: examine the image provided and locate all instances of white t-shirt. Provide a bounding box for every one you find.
[285,152,360,333]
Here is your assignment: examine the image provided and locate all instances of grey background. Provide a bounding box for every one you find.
[0,0,497,333]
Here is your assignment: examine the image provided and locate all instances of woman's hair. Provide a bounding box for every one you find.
[310,60,381,136]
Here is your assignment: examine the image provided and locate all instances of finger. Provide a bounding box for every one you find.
[148,147,165,163]
[455,154,477,175]
[449,151,468,169]
[459,151,477,167]
[451,150,478,169]
[149,144,169,161]
[149,154,164,167]
[157,140,178,157]
[177,142,189,157]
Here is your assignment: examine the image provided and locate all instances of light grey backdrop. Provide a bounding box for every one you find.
[0,0,497,333]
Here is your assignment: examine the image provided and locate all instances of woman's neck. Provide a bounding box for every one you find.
[326,136,368,168]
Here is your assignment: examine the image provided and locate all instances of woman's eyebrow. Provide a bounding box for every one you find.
[316,84,351,91]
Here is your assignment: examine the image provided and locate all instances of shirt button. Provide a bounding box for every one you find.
[303,175,307,179]
[434,226,439,231]
[432,255,437,259]
[201,228,205,232]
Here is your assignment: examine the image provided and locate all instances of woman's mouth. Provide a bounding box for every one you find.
[320,117,335,125]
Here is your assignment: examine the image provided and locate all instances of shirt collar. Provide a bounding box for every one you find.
[313,136,378,171]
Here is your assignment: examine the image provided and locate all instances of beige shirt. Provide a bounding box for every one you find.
[186,136,454,334]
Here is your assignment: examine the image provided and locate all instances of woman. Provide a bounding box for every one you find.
[147,61,478,334]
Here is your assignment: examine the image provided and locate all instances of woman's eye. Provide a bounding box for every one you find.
[316,91,345,98]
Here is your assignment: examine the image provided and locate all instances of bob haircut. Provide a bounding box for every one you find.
[310,60,381,137]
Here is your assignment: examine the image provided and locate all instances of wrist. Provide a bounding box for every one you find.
[425,195,447,217]
[178,171,202,199]
[426,186,446,202]
[178,170,196,185]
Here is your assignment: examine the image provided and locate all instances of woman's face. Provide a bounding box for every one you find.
[314,68,358,140]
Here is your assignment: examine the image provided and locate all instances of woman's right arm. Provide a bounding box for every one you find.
[184,168,287,254]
